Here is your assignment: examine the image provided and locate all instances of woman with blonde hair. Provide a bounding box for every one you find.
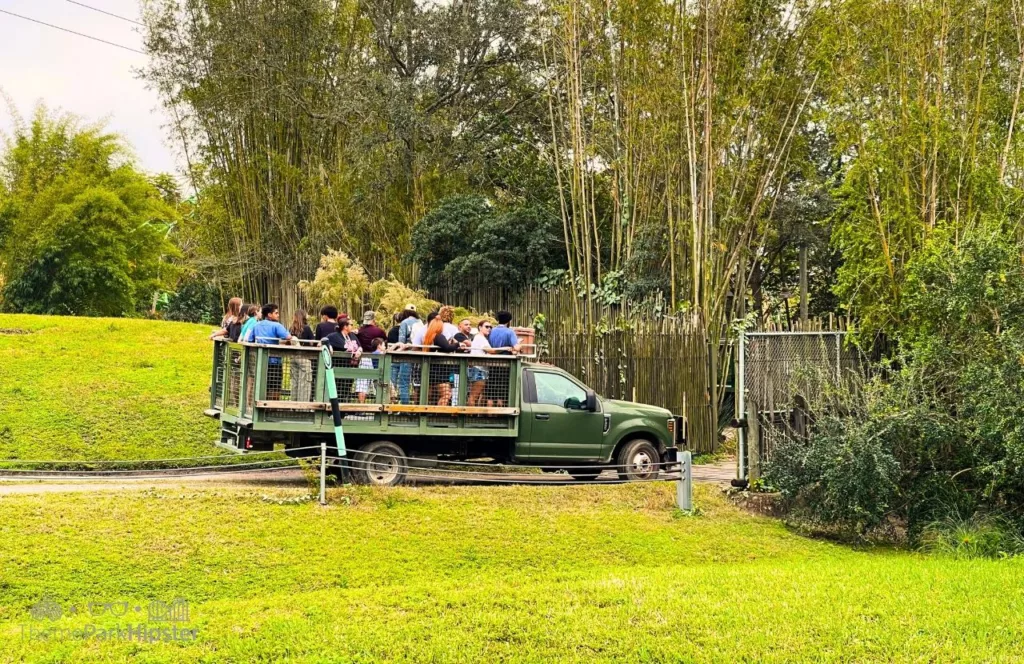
[210,296,243,340]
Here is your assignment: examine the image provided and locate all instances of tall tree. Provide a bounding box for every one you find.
[142,0,545,308]
[825,0,1024,334]
[0,107,178,316]
[542,0,825,426]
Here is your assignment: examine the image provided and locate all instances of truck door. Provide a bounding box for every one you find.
[521,369,604,460]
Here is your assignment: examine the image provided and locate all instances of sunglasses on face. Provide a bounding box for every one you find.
[482,325,492,329]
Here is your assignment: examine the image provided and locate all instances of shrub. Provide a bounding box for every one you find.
[368,278,438,319]
[164,277,222,324]
[920,512,1024,559]
[765,225,1024,541]
[299,250,371,315]
[766,414,901,535]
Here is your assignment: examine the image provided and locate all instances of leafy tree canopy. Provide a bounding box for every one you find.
[0,106,179,316]
[409,194,562,290]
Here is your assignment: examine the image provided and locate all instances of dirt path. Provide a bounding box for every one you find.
[0,458,736,495]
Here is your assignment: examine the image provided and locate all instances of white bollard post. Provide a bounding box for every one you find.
[676,450,692,512]
[319,442,327,506]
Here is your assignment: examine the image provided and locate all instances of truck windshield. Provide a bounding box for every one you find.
[532,372,587,407]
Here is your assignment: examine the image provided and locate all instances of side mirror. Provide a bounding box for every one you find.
[563,396,583,410]
[585,390,598,412]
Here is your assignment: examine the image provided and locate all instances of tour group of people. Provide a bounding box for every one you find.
[210,298,524,407]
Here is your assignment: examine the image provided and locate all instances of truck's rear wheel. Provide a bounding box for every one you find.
[350,441,408,486]
[616,439,660,481]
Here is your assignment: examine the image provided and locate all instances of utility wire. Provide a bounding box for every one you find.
[64,0,144,27]
[0,8,145,55]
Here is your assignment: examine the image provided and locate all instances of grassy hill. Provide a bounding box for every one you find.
[1,484,1023,662]
[0,314,221,461]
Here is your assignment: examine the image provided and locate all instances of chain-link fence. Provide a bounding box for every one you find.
[737,331,867,480]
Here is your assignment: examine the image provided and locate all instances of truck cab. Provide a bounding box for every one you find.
[206,341,683,484]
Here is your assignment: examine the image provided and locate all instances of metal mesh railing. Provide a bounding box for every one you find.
[740,331,867,476]
[387,356,420,409]
[262,348,320,423]
[468,358,512,408]
[244,346,258,414]
[327,352,382,423]
[212,342,226,409]
[225,347,243,413]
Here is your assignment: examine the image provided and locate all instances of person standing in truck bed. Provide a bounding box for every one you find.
[488,311,522,354]
[315,305,340,340]
[356,311,386,351]
[487,311,520,407]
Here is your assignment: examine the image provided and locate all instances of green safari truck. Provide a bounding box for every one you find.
[206,341,683,485]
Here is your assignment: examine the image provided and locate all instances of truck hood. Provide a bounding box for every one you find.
[602,398,673,419]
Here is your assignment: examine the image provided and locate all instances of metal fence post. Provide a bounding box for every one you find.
[737,330,747,480]
[319,442,327,506]
[835,331,842,384]
[676,450,692,512]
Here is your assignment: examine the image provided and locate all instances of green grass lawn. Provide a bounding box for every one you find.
[2,314,1023,662]
[0,314,220,461]
[0,484,1022,663]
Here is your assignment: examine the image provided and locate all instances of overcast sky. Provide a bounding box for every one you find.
[0,0,178,175]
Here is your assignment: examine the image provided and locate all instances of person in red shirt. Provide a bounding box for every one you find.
[356,311,387,351]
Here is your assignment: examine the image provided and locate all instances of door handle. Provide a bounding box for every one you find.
[535,413,550,420]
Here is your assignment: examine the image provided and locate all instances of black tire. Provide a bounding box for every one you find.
[616,439,660,481]
[350,441,408,486]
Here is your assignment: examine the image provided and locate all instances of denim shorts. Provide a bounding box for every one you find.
[468,367,488,382]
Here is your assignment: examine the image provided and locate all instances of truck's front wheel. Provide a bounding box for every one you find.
[350,441,408,486]
[616,439,660,481]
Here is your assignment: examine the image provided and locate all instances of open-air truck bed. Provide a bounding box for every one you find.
[209,341,522,449]
[206,340,684,485]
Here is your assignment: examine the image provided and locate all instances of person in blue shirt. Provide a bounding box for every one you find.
[397,305,420,344]
[244,303,293,400]
[237,304,260,343]
[395,305,421,404]
[488,311,522,354]
[245,303,293,345]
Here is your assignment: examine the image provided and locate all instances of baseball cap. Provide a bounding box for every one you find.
[362,310,376,323]
[404,303,417,312]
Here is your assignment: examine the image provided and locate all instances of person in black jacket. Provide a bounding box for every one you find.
[386,312,402,345]
[315,305,340,340]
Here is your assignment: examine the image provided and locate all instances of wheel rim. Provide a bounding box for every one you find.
[630,450,654,475]
[365,454,400,484]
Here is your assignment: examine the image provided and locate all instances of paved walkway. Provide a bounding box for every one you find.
[0,457,737,495]
[691,457,736,486]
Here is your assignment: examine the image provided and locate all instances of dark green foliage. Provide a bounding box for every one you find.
[766,224,1024,540]
[409,195,491,288]
[409,195,563,290]
[164,277,223,325]
[621,225,671,302]
[767,414,902,534]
